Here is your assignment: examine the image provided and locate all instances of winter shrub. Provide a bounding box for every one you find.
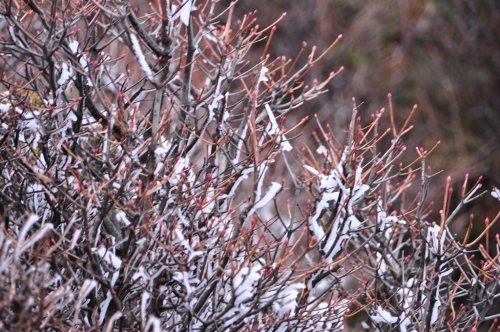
[0,1,499,331]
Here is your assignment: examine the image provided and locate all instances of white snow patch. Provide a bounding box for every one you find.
[316,145,328,155]
[233,265,262,306]
[257,66,269,86]
[272,283,305,317]
[370,306,398,324]
[57,62,73,86]
[492,187,500,200]
[265,104,292,152]
[172,0,194,26]
[130,33,154,82]
[248,181,282,216]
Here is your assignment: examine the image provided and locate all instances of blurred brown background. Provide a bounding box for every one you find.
[221,0,500,227]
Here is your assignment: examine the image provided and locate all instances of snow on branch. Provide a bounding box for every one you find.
[130,33,155,82]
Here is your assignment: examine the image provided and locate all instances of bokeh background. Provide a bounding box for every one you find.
[221,0,500,233]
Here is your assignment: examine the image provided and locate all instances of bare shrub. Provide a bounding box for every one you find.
[0,1,499,331]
